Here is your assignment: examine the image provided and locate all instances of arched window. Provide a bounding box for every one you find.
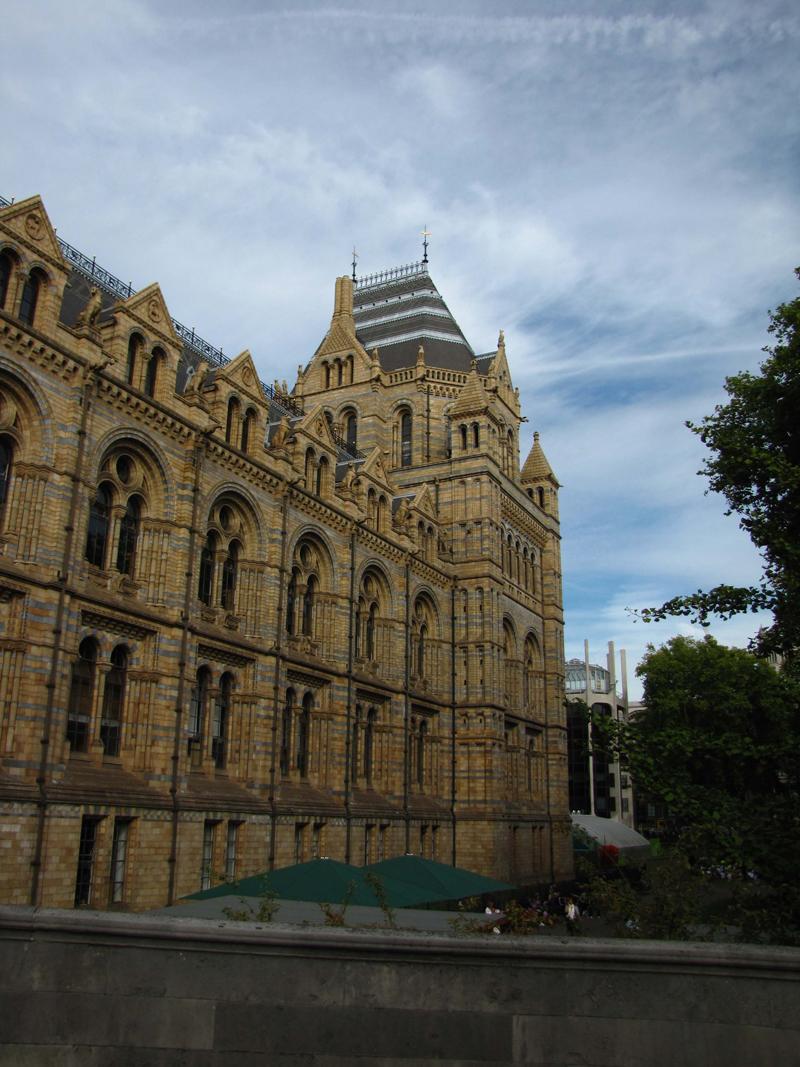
[188,667,210,753]
[212,673,233,768]
[377,495,387,532]
[100,645,127,757]
[417,622,427,677]
[18,269,44,326]
[67,637,98,753]
[343,410,357,453]
[347,354,354,384]
[126,334,142,386]
[316,456,329,497]
[416,718,428,787]
[503,621,516,706]
[537,486,545,510]
[472,422,480,448]
[0,437,13,517]
[400,410,412,467]
[221,540,239,611]
[280,688,295,776]
[302,574,317,637]
[225,397,240,444]
[304,448,316,490]
[198,532,216,605]
[460,425,467,451]
[351,703,362,782]
[367,488,377,527]
[85,483,112,568]
[241,409,255,452]
[286,568,298,635]
[0,251,15,310]
[324,363,331,389]
[144,348,163,398]
[364,707,376,783]
[337,360,343,386]
[116,495,141,575]
[366,602,377,660]
[297,692,312,775]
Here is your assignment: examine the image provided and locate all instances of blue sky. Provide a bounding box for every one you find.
[4,1,799,696]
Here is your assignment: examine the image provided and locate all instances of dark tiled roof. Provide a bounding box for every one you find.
[353,267,474,372]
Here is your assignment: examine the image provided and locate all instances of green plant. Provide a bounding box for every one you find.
[363,871,397,929]
[319,879,356,926]
[221,886,279,923]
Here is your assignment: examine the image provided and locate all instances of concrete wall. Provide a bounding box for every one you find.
[1,906,798,1066]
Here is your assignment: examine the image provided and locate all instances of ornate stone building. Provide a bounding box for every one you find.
[0,195,570,911]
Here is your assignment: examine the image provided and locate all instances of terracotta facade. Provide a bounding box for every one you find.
[0,195,571,910]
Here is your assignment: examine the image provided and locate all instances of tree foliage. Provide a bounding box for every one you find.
[602,635,800,942]
[640,268,800,663]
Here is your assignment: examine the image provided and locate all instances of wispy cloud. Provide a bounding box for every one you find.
[3,0,798,686]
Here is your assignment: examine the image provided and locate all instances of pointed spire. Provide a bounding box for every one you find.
[521,431,559,485]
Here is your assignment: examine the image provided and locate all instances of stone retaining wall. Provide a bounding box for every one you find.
[1,906,798,1065]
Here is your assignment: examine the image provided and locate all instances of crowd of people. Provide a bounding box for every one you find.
[482,887,585,936]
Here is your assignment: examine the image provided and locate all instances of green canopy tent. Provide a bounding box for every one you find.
[364,855,512,903]
[182,857,434,908]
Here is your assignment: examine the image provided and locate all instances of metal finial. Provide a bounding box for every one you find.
[352,246,358,282]
[421,225,431,264]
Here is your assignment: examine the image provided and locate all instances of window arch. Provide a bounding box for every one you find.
[323,362,331,389]
[189,667,210,756]
[304,448,316,490]
[90,489,112,567]
[126,334,143,387]
[226,397,240,444]
[377,494,387,533]
[240,408,254,451]
[411,595,437,681]
[302,573,317,636]
[221,539,239,611]
[315,456,329,497]
[364,707,377,782]
[523,634,543,714]
[342,409,357,453]
[460,424,468,451]
[286,535,331,643]
[18,268,46,326]
[280,688,295,776]
[400,409,413,467]
[472,422,480,448]
[100,645,128,757]
[502,619,517,707]
[213,672,233,768]
[0,436,13,520]
[198,532,217,605]
[67,637,98,753]
[297,691,312,775]
[116,495,142,575]
[537,486,545,509]
[0,250,16,311]
[143,347,164,398]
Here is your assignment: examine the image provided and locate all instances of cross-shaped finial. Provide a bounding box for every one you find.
[351,246,359,282]
[421,225,431,264]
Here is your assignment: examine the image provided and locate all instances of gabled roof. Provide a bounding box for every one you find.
[521,432,559,485]
[449,362,490,417]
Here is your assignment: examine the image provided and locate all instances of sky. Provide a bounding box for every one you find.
[4,1,799,698]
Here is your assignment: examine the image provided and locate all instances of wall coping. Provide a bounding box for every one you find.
[2,905,798,979]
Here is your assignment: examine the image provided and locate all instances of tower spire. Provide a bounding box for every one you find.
[421,225,430,265]
[351,246,358,283]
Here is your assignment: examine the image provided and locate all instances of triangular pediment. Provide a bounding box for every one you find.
[217,349,264,401]
[0,195,66,267]
[295,403,338,453]
[411,483,437,521]
[120,283,180,346]
[360,446,394,492]
[315,320,372,368]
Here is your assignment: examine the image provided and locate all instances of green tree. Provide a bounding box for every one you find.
[608,635,800,942]
[641,268,800,665]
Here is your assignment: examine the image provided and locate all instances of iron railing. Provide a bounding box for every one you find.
[1,193,227,368]
[355,261,428,291]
